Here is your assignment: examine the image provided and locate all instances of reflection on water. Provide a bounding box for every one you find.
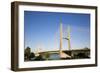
[49,53,60,60]
[42,53,61,60]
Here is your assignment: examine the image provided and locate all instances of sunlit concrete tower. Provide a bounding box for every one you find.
[63,26,73,57]
[64,26,71,50]
[67,26,71,50]
[59,22,63,53]
[59,22,71,58]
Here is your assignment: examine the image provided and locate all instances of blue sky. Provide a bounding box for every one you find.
[24,11,90,52]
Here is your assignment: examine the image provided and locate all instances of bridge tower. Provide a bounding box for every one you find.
[59,22,63,53]
[67,26,71,51]
[59,22,71,58]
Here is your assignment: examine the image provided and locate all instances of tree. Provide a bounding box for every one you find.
[34,55,44,61]
[84,47,89,49]
[77,53,87,58]
[24,47,31,60]
[29,52,35,60]
[44,52,50,60]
